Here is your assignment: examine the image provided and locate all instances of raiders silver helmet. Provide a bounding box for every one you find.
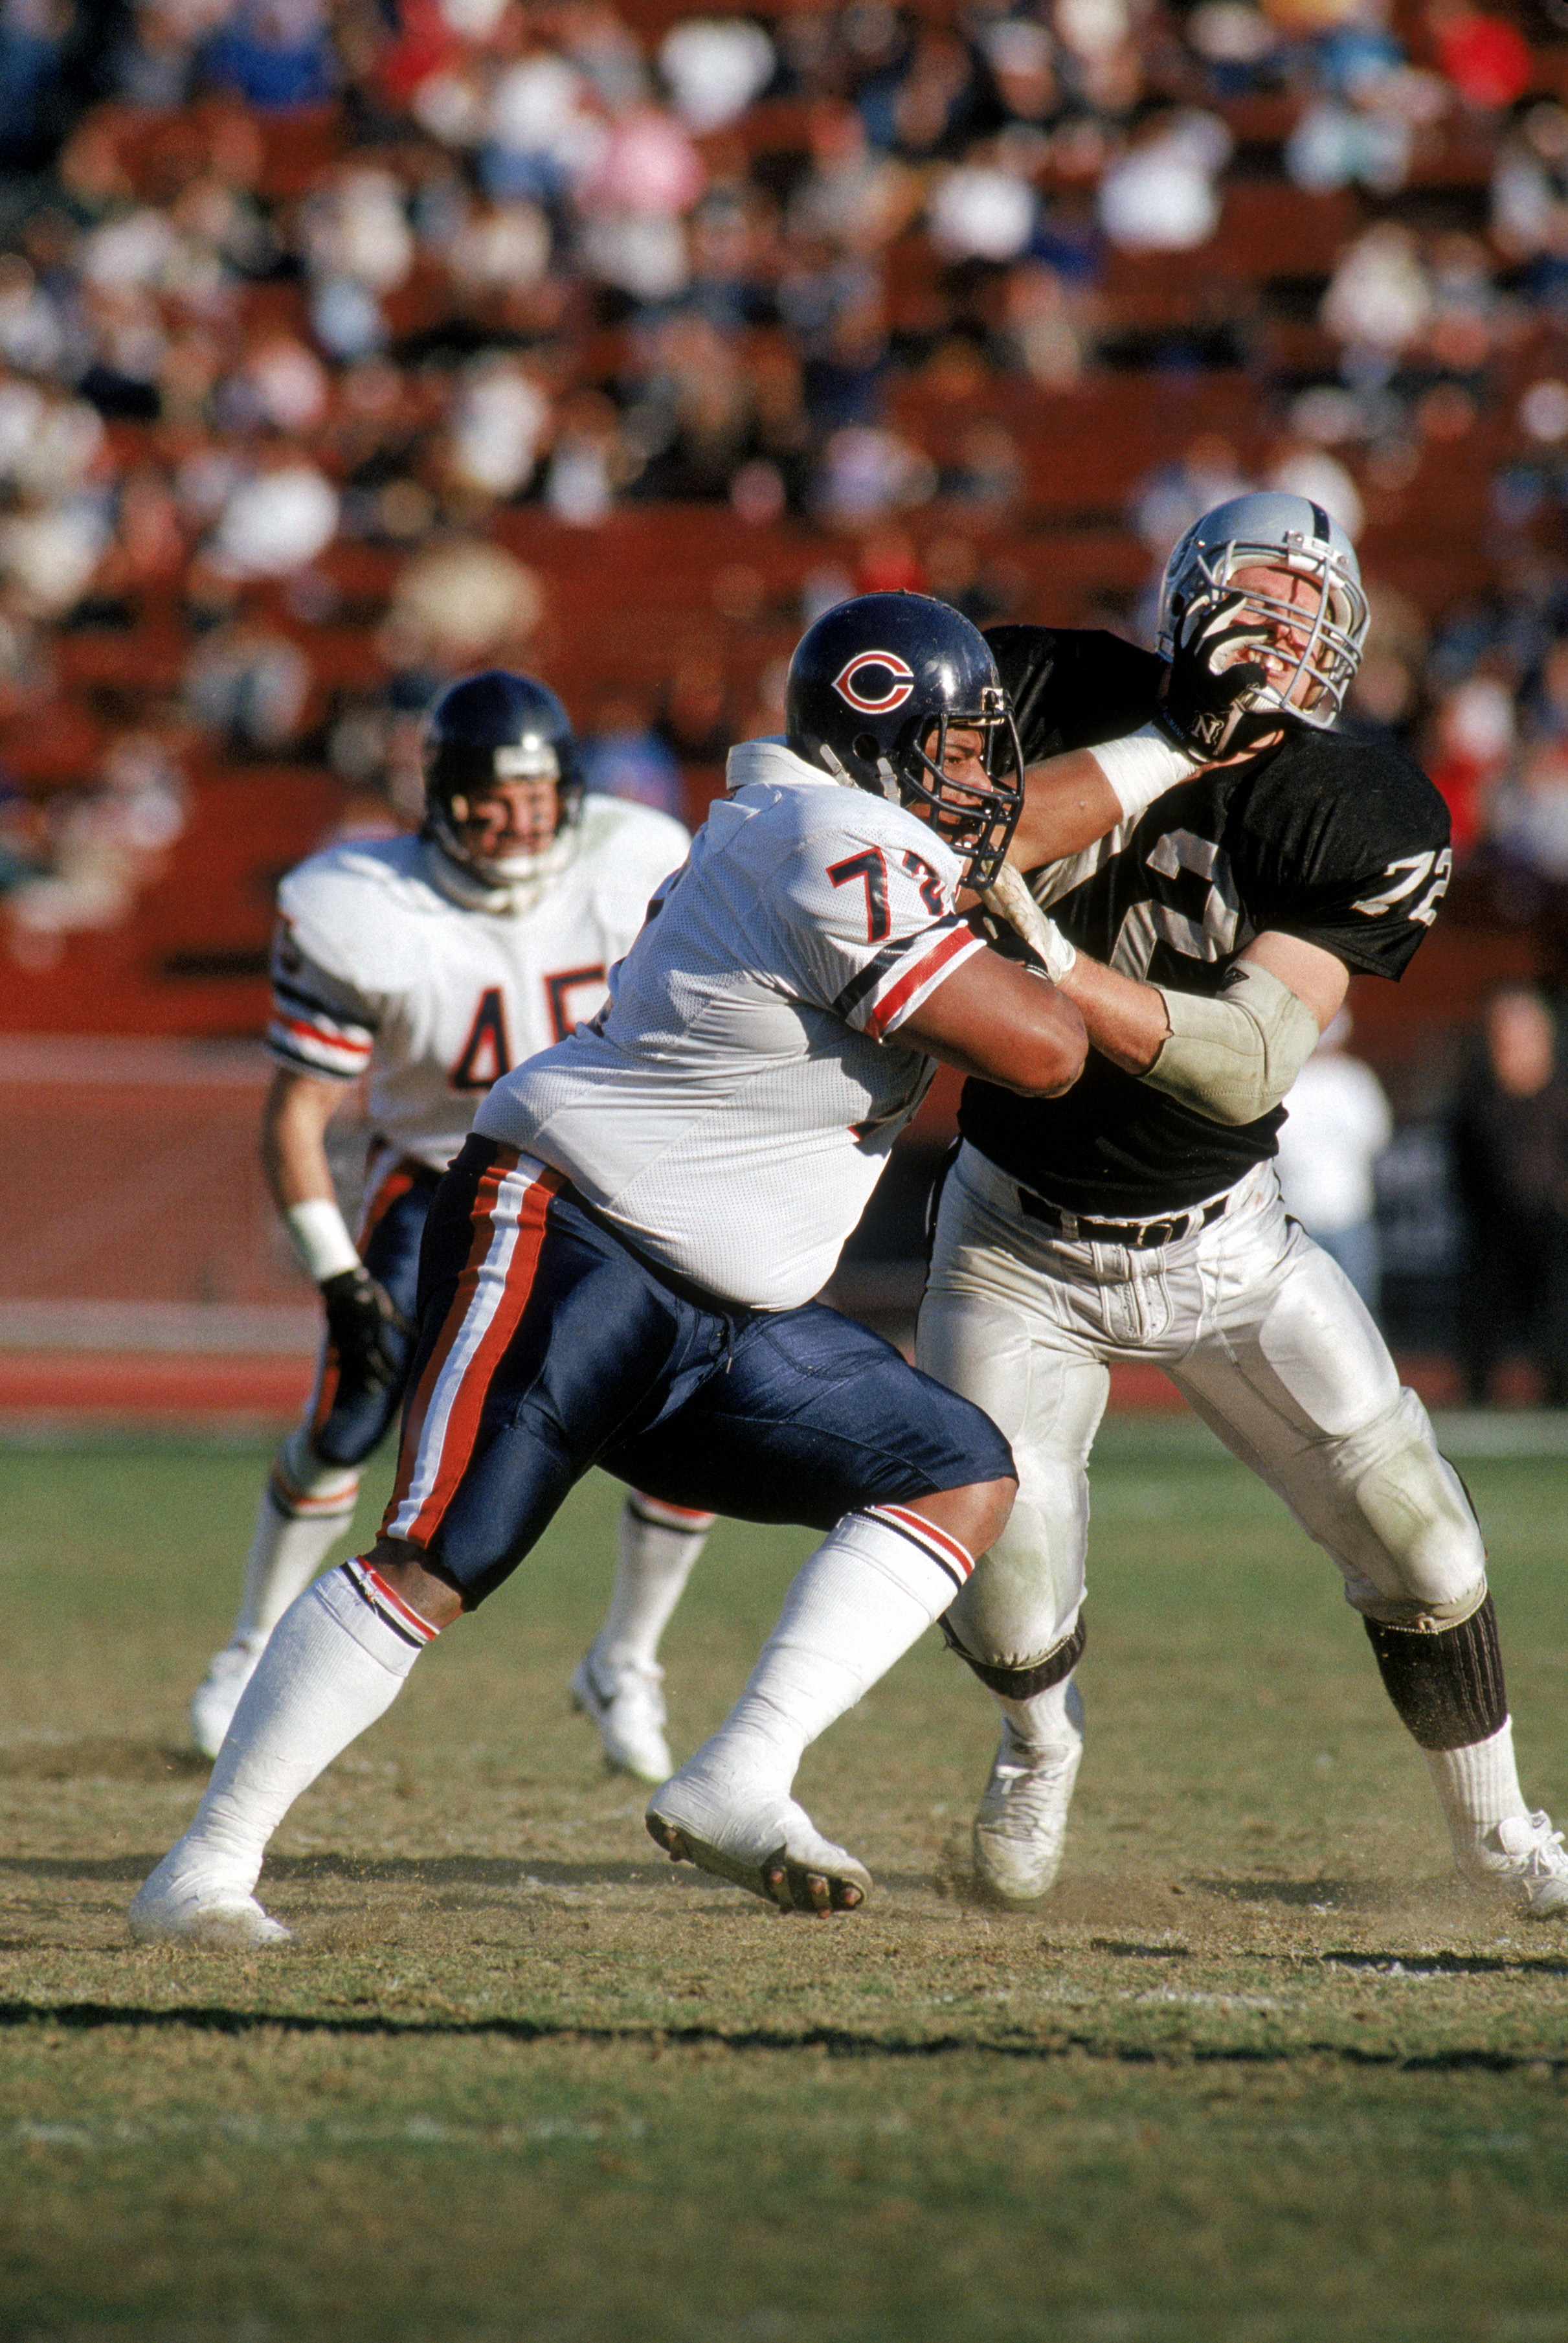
[1157,492,1370,730]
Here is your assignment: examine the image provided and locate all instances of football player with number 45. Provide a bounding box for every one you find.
[919,492,1568,1919]
[188,670,713,1783]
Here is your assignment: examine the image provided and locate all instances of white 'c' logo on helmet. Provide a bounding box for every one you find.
[831,650,915,714]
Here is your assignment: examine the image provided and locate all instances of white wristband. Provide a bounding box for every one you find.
[1086,724,1200,822]
[284,1197,361,1285]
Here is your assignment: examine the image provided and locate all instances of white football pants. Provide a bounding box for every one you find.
[917,1144,1486,1673]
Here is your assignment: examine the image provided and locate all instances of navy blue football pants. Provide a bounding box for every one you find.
[381,1137,1016,1603]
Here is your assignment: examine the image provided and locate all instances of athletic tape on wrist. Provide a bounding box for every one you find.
[981,863,1077,982]
[1086,725,1200,822]
[285,1197,361,1285]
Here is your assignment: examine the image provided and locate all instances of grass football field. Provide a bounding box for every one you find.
[1,1418,1567,2342]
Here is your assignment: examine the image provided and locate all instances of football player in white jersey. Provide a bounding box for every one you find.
[132,591,1118,1945]
[920,493,1568,1918]
[188,670,713,1783]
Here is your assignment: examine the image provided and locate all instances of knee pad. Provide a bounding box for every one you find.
[270,1425,361,1521]
[1336,1390,1486,1622]
[943,1610,1086,1701]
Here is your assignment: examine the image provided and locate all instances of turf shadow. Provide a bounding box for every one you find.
[0,1999,1564,2076]
[0,1740,209,1783]
[0,1853,669,1890]
[1323,1947,1568,1979]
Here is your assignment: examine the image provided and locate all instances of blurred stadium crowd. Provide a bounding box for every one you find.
[1,0,1567,995]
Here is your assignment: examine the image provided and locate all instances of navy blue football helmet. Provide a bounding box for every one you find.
[785,593,1024,887]
[421,669,584,883]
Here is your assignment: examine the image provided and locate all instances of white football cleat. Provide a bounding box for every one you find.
[569,1648,673,1783]
[129,1842,292,1948]
[972,1682,1086,1903]
[646,1771,871,1913]
[190,1637,265,1761]
[1455,1809,1568,1919]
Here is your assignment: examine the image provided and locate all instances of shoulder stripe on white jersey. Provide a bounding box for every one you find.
[831,914,967,1023]
[273,975,381,1036]
[267,1016,374,1078]
[863,925,985,1039]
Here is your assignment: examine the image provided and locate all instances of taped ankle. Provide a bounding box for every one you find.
[1363,1593,1507,1750]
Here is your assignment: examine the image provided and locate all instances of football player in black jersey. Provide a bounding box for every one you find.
[917,492,1568,1918]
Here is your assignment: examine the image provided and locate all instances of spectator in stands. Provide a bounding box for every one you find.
[5,727,187,966]
[381,536,543,678]
[658,16,774,135]
[577,689,682,815]
[858,22,1000,161]
[1486,741,1568,883]
[1282,0,1446,199]
[788,100,919,258]
[1451,986,1568,1408]
[1274,1010,1394,1321]
[1426,672,1516,862]
[199,0,337,112]
[1347,582,1429,739]
[653,650,734,769]
[0,761,39,892]
[1130,433,1253,567]
[1429,2,1532,114]
[1523,635,1568,745]
[992,257,1093,388]
[3,0,1568,1032]
[183,602,311,755]
[1098,111,1232,252]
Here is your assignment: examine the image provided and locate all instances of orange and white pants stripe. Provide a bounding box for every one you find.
[383,1148,560,1550]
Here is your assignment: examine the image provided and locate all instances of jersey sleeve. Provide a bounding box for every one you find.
[985,626,1165,763]
[266,914,380,1081]
[1233,735,1453,980]
[772,821,985,1039]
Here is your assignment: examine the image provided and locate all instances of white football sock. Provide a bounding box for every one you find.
[670,1504,973,1809]
[232,1431,361,1646]
[1426,1719,1529,1846]
[168,1559,436,1896]
[996,1670,1082,1754]
[592,1497,713,1675]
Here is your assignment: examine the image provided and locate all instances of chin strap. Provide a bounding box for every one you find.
[420,828,579,914]
[816,743,866,795]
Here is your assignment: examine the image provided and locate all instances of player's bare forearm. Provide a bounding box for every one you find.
[900,949,1086,1095]
[1236,931,1348,1028]
[1004,716,1290,880]
[260,1066,352,1217]
[1053,953,1169,1073]
[1005,750,1125,871]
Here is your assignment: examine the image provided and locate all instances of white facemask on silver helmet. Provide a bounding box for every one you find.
[1157,492,1370,730]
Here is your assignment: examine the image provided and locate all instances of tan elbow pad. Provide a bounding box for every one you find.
[1141,962,1322,1127]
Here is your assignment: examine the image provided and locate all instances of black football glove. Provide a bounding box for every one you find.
[1153,591,1281,762]
[320,1265,414,1396]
